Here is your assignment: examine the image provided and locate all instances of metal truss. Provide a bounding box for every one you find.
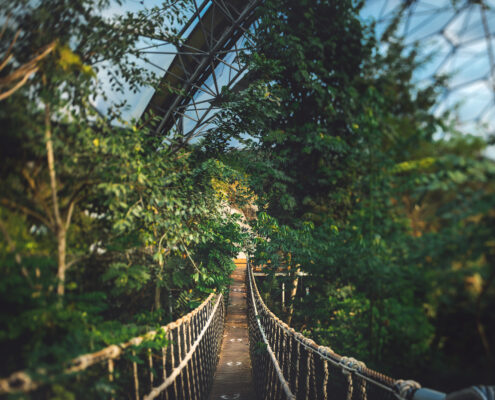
[136,0,495,140]
[363,0,495,133]
[138,0,260,143]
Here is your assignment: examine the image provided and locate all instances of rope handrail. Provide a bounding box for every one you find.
[0,292,225,399]
[143,293,223,399]
[246,260,419,400]
[248,259,296,400]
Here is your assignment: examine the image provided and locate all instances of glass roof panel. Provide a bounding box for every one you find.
[361,0,495,140]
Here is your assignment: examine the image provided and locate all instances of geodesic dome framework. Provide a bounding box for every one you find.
[118,0,495,141]
[362,0,495,136]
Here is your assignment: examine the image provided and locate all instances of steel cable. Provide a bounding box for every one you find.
[246,261,420,400]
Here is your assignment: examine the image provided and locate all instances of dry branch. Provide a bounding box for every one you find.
[0,33,56,101]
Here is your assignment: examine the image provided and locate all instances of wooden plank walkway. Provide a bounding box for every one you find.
[208,259,256,400]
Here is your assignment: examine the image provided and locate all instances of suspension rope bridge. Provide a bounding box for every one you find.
[1,1,494,397]
[0,258,467,400]
[0,291,225,398]
[246,261,412,400]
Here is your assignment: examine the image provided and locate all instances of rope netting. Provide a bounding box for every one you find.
[247,262,419,400]
[0,292,225,400]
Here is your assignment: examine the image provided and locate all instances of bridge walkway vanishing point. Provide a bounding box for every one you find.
[1,257,487,400]
[208,258,256,400]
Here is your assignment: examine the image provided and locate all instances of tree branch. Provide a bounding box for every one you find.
[180,239,202,276]
[0,29,20,71]
[0,40,56,101]
[44,102,62,229]
[21,166,55,227]
[1,198,52,230]
[0,67,38,101]
[63,181,88,231]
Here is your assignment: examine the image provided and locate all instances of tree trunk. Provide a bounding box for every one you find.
[155,256,164,311]
[56,228,67,296]
[286,270,299,326]
[155,283,161,311]
[45,102,66,296]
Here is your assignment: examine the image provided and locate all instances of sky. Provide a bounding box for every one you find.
[94,0,189,122]
[96,0,250,138]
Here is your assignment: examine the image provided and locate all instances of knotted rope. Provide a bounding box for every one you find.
[0,292,224,400]
[246,261,422,400]
[143,293,223,399]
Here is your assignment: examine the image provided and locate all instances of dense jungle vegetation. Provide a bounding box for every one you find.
[0,0,494,396]
[0,0,247,385]
[211,0,495,390]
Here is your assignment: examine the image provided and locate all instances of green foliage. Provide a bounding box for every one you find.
[0,0,246,389]
[210,0,495,389]
[1,0,494,393]
[101,263,150,294]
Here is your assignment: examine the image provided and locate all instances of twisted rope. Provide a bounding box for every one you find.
[246,261,419,400]
[0,292,224,399]
[247,259,296,400]
[143,293,223,399]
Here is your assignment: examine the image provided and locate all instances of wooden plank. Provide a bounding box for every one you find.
[208,262,255,400]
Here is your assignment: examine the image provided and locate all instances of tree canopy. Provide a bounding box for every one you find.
[209,0,495,389]
[0,0,494,396]
[0,0,247,389]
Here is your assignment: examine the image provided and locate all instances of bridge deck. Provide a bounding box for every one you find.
[209,259,255,400]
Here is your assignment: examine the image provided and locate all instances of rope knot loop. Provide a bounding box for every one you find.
[317,345,333,358]
[339,356,366,374]
[6,372,33,392]
[394,379,421,399]
[129,337,143,347]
